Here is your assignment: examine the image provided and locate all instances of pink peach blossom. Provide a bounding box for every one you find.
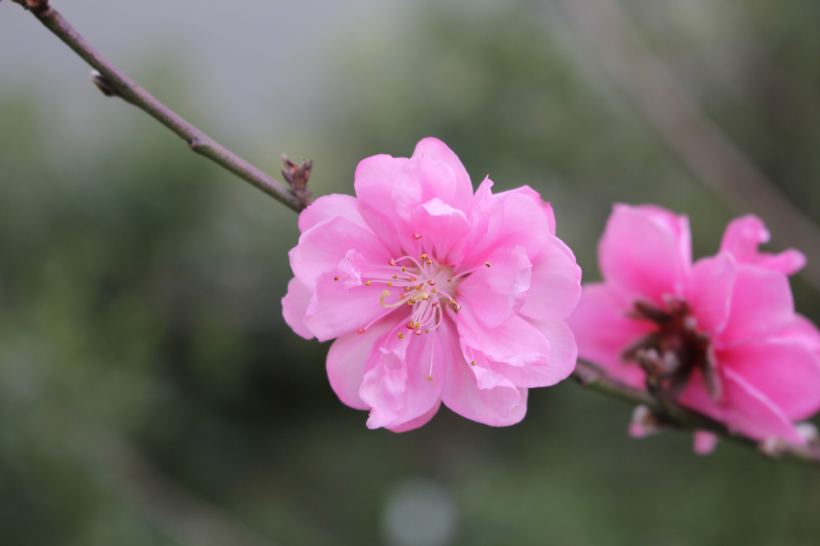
[567,205,820,448]
[282,138,582,431]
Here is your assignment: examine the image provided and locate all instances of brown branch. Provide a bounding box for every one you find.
[10,0,311,212]
[559,0,820,292]
[572,360,820,465]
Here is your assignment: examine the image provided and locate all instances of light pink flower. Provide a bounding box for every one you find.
[567,204,820,447]
[282,138,582,431]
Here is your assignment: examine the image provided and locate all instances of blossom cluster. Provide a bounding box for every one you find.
[282,138,820,449]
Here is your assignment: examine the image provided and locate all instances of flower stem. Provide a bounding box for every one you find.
[572,360,820,466]
[11,0,308,213]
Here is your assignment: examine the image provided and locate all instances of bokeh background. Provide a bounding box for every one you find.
[3,1,820,544]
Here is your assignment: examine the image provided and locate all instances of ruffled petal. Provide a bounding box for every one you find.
[359,321,446,430]
[457,246,531,329]
[565,283,654,388]
[493,185,556,235]
[392,155,458,221]
[719,339,820,421]
[775,314,820,352]
[281,277,315,340]
[289,217,393,290]
[439,316,528,426]
[519,235,582,322]
[409,198,471,265]
[458,193,550,273]
[411,137,473,212]
[720,215,806,275]
[298,194,369,234]
[354,154,408,186]
[718,264,794,348]
[302,271,393,342]
[489,320,577,388]
[457,303,550,368]
[687,252,736,339]
[326,316,398,410]
[679,368,803,444]
[389,400,442,433]
[598,204,690,305]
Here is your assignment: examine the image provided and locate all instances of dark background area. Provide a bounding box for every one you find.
[2,1,820,544]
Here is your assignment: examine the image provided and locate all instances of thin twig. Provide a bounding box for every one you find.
[558,0,820,292]
[10,0,310,212]
[572,360,820,465]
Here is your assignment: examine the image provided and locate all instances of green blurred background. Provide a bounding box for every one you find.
[2,1,820,544]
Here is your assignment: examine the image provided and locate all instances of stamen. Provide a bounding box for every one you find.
[387,282,393,287]
[401,267,406,272]
[471,361,477,366]
[426,260,432,265]
[334,276,339,281]
[414,233,422,240]
[357,328,366,334]
[389,259,396,266]
[427,280,435,286]
[431,289,437,293]
[365,281,371,286]
[398,332,404,339]
[421,254,428,260]
[415,329,422,336]
[485,262,491,268]
[393,275,398,279]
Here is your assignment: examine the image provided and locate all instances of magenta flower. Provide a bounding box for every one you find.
[282,138,582,431]
[567,204,820,447]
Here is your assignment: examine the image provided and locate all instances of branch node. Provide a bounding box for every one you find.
[281,154,313,208]
[11,0,49,14]
[90,70,122,99]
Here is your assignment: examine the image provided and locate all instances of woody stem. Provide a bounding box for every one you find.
[10,0,307,212]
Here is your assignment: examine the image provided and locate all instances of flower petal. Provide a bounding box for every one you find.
[298,194,369,234]
[457,246,531,329]
[598,204,690,305]
[303,271,394,342]
[679,368,803,444]
[718,264,794,347]
[409,198,471,265]
[359,323,445,430]
[489,320,577,388]
[457,304,550,368]
[565,283,654,388]
[719,339,820,421]
[392,155,458,221]
[439,316,528,426]
[687,252,736,338]
[389,400,442,433]
[693,431,719,455]
[493,185,556,235]
[289,216,393,290]
[281,277,315,340]
[519,235,582,322]
[720,215,806,275]
[412,137,473,212]
[458,193,550,273]
[326,316,398,410]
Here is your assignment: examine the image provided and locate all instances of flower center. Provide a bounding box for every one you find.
[622,298,721,401]
[355,253,460,339]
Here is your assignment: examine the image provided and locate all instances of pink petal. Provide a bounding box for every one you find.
[519,235,582,322]
[411,137,473,212]
[565,283,654,388]
[303,271,394,342]
[359,323,446,430]
[489,319,577,388]
[775,314,820,352]
[687,252,736,338]
[598,204,690,305]
[493,185,556,235]
[457,304,550,368]
[439,317,528,426]
[719,339,820,421]
[289,217,392,290]
[354,154,408,184]
[693,431,719,455]
[281,277,315,340]
[721,215,806,275]
[679,368,803,444]
[463,177,495,257]
[392,155,458,221]
[718,264,794,348]
[458,193,550,274]
[326,316,398,410]
[408,198,471,265]
[389,400,442,433]
[457,246,532,329]
[297,194,369,234]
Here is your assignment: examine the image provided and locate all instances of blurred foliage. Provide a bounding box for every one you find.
[2,1,820,545]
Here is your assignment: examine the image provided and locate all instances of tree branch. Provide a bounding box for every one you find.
[10,0,310,212]
[572,360,820,466]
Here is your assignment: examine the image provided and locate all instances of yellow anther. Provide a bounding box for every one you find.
[387,282,393,287]
[426,260,432,265]
[365,281,371,286]
[431,289,437,293]
[393,275,398,279]
[427,375,432,381]
[425,329,430,333]
[471,360,477,366]
[485,262,491,268]
[401,267,407,272]
[420,254,428,260]
[447,277,451,282]
[398,332,404,339]
[334,276,339,281]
